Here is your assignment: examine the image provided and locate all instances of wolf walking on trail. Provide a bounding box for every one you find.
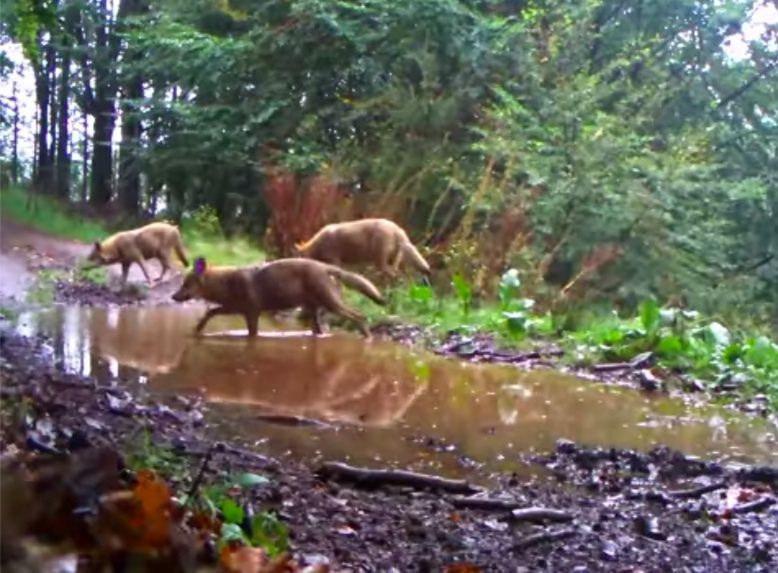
[295,218,431,278]
[86,222,189,289]
[171,257,385,338]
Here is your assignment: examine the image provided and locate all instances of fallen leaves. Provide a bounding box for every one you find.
[0,447,319,572]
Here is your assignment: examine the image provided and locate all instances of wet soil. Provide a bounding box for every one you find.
[2,331,777,572]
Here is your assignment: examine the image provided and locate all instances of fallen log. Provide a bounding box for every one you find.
[449,496,524,511]
[592,361,632,373]
[732,496,776,515]
[593,352,654,373]
[255,413,333,429]
[510,507,574,523]
[668,481,727,499]
[514,527,576,551]
[317,462,481,494]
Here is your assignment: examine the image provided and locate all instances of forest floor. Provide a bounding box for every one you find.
[1,215,777,572]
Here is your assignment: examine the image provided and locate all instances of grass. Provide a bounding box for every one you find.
[27,268,67,305]
[1,185,266,267]
[0,304,20,321]
[182,227,266,267]
[125,427,187,478]
[1,186,108,243]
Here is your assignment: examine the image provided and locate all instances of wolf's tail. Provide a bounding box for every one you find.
[327,266,385,306]
[401,238,431,275]
[173,232,189,267]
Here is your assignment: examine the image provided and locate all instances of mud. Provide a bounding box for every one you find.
[2,331,777,572]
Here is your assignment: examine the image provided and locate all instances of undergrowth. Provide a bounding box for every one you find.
[1,186,108,242]
[353,269,778,411]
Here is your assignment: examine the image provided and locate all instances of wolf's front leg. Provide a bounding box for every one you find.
[195,307,228,336]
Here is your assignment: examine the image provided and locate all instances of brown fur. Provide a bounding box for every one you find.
[171,258,385,338]
[87,222,189,288]
[295,218,431,278]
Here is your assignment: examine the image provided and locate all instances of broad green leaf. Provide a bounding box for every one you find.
[705,322,731,347]
[656,335,684,358]
[221,498,244,524]
[220,522,248,545]
[235,473,270,488]
[639,299,660,333]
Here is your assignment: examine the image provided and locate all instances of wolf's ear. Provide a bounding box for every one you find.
[194,257,207,275]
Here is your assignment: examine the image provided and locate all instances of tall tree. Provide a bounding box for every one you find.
[117,0,148,215]
[12,80,20,183]
[35,42,55,192]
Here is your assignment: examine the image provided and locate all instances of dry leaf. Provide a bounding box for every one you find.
[446,563,482,573]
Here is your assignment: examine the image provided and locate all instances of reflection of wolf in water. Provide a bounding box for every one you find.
[167,336,428,428]
[89,307,190,375]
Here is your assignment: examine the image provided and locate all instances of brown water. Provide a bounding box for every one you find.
[14,305,778,476]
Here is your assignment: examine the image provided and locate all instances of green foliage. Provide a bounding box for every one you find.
[1,186,266,268]
[355,272,778,410]
[199,472,287,557]
[27,269,66,305]
[566,304,778,408]
[1,187,108,243]
[451,274,472,316]
[125,429,186,478]
[0,305,20,321]
[4,0,778,323]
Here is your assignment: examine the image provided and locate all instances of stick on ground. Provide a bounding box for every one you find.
[514,527,576,551]
[317,461,481,494]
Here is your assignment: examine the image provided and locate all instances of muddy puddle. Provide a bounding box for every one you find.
[13,305,778,476]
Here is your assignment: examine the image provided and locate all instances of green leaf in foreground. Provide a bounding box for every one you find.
[235,472,270,488]
[220,498,244,524]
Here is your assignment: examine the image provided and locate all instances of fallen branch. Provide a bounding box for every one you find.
[450,496,524,511]
[510,507,574,523]
[592,361,631,372]
[593,352,653,372]
[732,496,776,515]
[317,462,481,494]
[256,414,332,429]
[514,527,576,551]
[184,444,214,506]
[668,481,727,499]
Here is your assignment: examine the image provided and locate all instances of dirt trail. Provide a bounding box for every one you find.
[0,216,181,303]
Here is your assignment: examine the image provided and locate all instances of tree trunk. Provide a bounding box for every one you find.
[117,74,143,214]
[116,0,148,215]
[88,0,116,207]
[57,49,71,199]
[11,81,19,183]
[90,102,116,206]
[82,109,89,203]
[34,45,54,192]
[49,56,58,184]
